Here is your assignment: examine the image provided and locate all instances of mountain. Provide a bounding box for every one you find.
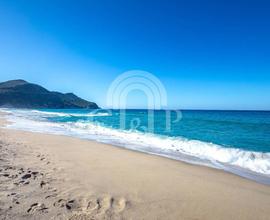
[0,79,99,109]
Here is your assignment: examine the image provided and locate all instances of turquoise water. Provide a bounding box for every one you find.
[48,109,270,153]
[2,108,270,183]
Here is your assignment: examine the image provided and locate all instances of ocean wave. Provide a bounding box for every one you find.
[30,110,111,117]
[1,109,110,118]
[2,111,270,177]
[69,122,270,175]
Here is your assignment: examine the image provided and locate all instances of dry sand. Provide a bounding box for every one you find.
[0,116,270,220]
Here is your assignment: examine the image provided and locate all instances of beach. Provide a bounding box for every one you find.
[0,116,270,220]
[1,1,269,219]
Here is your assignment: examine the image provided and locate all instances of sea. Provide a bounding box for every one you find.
[1,108,270,184]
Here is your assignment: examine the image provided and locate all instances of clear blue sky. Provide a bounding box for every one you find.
[0,0,269,110]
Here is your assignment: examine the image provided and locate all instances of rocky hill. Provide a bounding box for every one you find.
[0,79,99,109]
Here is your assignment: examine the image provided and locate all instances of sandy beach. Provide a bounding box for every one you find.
[1,0,270,219]
[0,117,270,220]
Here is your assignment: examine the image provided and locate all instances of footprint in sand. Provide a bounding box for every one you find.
[53,199,67,208]
[86,198,100,211]
[53,198,80,211]
[45,193,58,199]
[111,197,127,213]
[27,203,48,214]
[86,195,127,214]
[96,196,112,213]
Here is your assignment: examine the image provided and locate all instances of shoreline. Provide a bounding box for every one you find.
[2,110,270,185]
[1,116,270,219]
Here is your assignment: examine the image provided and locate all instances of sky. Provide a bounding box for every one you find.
[0,0,270,110]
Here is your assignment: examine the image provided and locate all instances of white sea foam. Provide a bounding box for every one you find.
[68,122,270,175]
[1,109,270,183]
[1,109,110,118]
[30,110,111,117]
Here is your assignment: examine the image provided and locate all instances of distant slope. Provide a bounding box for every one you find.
[0,79,99,109]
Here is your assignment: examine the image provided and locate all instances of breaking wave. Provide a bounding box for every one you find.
[1,108,270,184]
